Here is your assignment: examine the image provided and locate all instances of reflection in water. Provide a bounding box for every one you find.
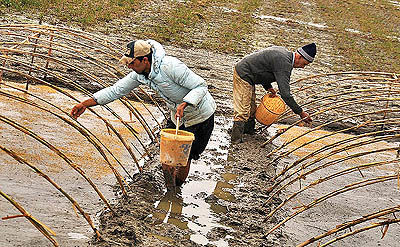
[153,190,188,231]
[152,170,237,245]
[67,232,89,240]
[148,233,175,243]
[270,124,400,166]
[213,173,237,202]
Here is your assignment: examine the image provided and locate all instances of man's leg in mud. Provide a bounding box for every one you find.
[162,114,214,188]
[161,164,177,190]
[244,90,257,135]
[175,160,191,186]
[161,160,191,189]
[232,69,254,143]
[176,114,214,186]
[161,119,179,189]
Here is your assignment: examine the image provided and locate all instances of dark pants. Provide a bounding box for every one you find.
[166,114,215,160]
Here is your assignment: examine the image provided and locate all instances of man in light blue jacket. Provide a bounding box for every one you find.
[71,39,216,187]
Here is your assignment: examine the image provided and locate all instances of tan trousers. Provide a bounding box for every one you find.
[233,69,257,122]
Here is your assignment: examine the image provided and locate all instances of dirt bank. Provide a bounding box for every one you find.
[91,120,293,247]
[1,1,399,246]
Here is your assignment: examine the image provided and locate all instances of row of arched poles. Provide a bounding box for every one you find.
[262,71,399,246]
[0,23,167,246]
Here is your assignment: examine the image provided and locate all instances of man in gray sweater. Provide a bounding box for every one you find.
[231,43,316,143]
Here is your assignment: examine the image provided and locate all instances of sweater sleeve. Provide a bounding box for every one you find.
[93,72,140,105]
[274,71,303,114]
[261,82,273,91]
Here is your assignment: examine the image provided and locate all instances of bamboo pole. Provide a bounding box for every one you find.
[43,31,54,80]
[267,142,400,202]
[0,49,155,157]
[0,190,59,246]
[0,114,115,214]
[0,64,143,172]
[269,131,400,196]
[0,89,129,197]
[27,32,41,90]
[277,130,400,183]
[269,111,378,168]
[1,27,165,128]
[1,82,135,181]
[265,175,399,236]
[278,86,399,122]
[297,205,400,246]
[0,146,101,239]
[1,39,157,142]
[269,117,400,185]
[272,117,399,167]
[0,25,121,59]
[290,71,397,85]
[262,97,399,150]
[265,158,399,221]
[275,72,399,124]
[317,218,400,247]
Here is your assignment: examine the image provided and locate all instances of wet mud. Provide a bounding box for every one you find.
[0,81,163,247]
[1,5,400,247]
[91,116,290,247]
[90,119,400,247]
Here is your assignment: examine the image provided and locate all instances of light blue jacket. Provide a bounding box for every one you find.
[93,40,216,127]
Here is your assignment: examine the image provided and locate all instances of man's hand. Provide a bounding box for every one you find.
[71,103,86,119]
[71,98,97,119]
[175,102,188,119]
[268,88,277,97]
[299,111,312,124]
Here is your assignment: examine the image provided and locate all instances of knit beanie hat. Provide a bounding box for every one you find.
[297,43,317,62]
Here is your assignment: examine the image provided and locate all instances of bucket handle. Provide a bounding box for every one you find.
[176,117,180,135]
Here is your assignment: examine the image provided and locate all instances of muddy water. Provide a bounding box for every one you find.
[0,81,163,246]
[2,81,399,246]
[267,124,400,246]
[151,116,235,246]
[270,124,399,171]
[0,82,238,246]
[148,121,399,246]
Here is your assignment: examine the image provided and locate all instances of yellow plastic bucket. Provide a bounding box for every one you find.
[255,94,286,126]
[160,129,195,167]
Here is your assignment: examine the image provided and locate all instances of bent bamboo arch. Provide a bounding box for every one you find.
[0,23,167,245]
[261,71,400,246]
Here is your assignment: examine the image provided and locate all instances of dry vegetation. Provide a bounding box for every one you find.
[1,2,400,245]
[1,0,399,72]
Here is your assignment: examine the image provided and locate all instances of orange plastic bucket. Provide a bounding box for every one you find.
[160,129,195,167]
[255,94,286,126]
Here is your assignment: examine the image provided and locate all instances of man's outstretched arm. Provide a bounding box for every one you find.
[71,98,97,119]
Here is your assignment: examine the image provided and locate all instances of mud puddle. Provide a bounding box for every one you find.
[0,81,163,247]
[263,124,400,246]
[92,116,281,246]
[93,116,400,246]
[150,116,235,246]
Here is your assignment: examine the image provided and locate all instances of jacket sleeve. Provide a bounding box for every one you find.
[93,72,141,105]
[164,60,207,107]
[274,71,303,114]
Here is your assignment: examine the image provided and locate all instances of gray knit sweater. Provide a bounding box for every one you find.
[235,46,302,115]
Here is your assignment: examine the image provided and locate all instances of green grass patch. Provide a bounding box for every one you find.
[2,0,399,72]
[143,0,263,54]
[1,0,262,53]
[314,0,400,72]
[1,0,143,25]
